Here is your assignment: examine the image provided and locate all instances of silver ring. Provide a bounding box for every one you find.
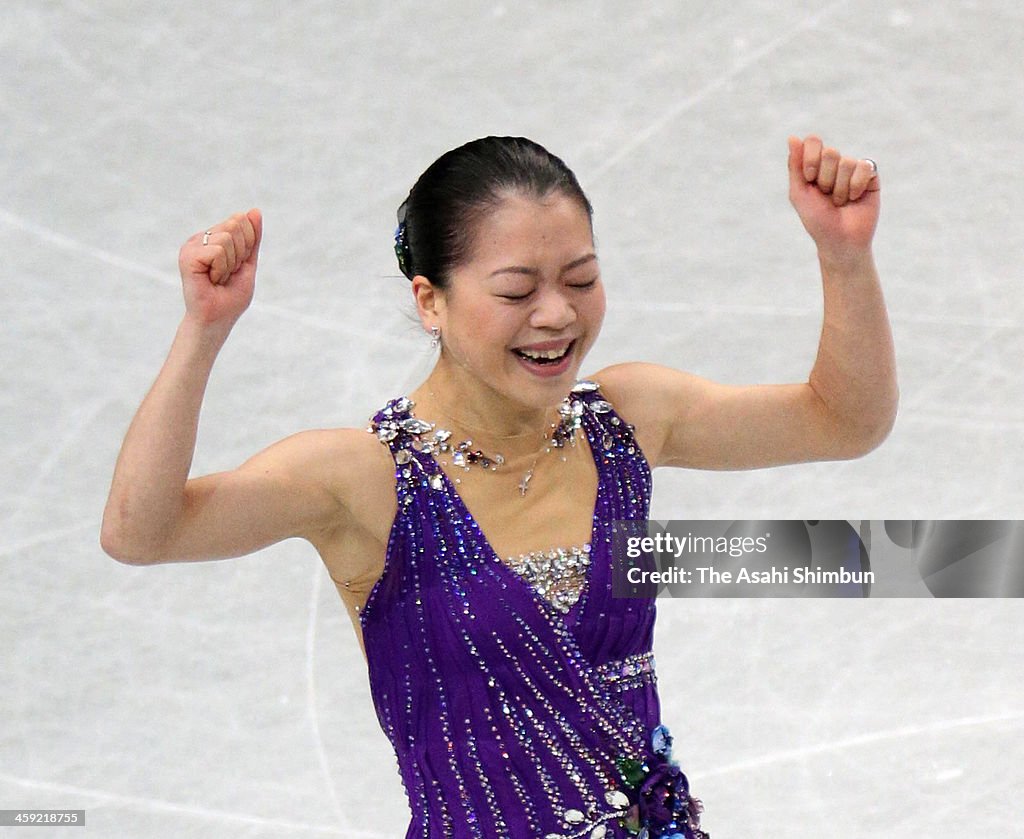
[864,158,878,176]
[202,230,212,245]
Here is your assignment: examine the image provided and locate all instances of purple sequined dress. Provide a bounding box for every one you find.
[363,382,708,839]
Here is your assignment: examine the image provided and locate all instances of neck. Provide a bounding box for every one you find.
[414,355,565,441]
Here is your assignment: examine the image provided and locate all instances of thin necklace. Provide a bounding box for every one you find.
[419,392,585,496]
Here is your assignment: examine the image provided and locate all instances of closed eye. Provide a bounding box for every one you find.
[497,277,597,300]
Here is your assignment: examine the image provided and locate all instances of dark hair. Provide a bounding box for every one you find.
[394,136,593,288]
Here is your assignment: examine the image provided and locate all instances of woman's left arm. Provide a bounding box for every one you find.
[597,135,898,470]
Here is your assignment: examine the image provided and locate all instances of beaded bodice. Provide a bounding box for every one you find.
[361,382,707,839]
[505,544,592,614]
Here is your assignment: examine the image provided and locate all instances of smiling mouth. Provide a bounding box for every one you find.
[512,340,576,365]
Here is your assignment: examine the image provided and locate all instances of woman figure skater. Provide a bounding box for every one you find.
[102,134,896,838]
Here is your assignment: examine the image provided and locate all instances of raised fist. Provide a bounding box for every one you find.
[788,135,880,261]
[178,208,262,327]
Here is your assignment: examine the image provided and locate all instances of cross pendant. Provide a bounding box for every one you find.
[518,470,533,497]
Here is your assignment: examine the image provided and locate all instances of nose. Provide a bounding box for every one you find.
[529,287,577,331]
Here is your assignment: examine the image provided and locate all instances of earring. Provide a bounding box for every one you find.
[430,326,441,349]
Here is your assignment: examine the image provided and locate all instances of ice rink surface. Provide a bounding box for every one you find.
[2,1,1022,836]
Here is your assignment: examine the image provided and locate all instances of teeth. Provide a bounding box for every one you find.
[518,345,569,361]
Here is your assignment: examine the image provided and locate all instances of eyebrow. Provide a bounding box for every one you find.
[487,253,598,278]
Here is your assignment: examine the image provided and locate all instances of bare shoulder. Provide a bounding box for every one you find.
[258,426,396,536]
[588,361,703,467]
[329,426,397,534]
[591,361,699,403]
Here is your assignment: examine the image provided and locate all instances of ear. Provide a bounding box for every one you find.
[411,274,445,332]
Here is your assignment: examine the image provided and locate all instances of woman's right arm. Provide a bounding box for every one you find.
[100,210,344,564]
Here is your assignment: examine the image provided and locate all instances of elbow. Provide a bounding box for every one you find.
[100,512,160,565]
[831,390,900,460]
[100,522,143,565]
[860,384,900,454]
[841,417,895,459]
[808,373,899,460]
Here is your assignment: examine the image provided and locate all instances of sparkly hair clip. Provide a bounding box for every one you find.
[394,201,412,279]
